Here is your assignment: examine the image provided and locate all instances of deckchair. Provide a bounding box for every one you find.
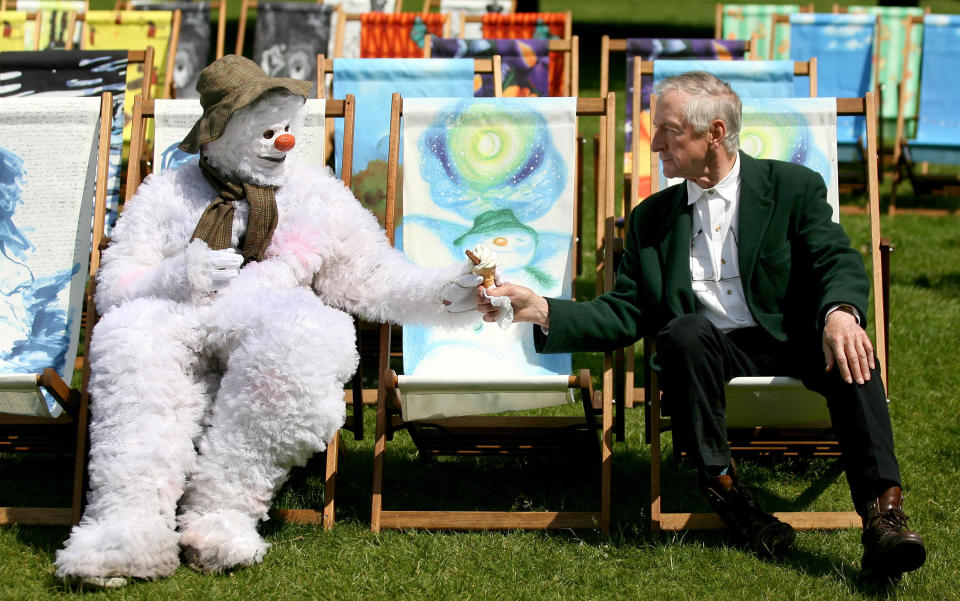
[236,0,340,93]
[426,37,545,98]
[2,0,85,49]
[370,92,615,532]
[609,57,819,435]
[470,11,571,97]
[334,11,449,59]
[645,93,888,534]
[834,4,929,146]
[0,48,155,235]
[123,0,227,99]
[323,0,401,60]
[124,93,358,528]
[782,13,878,194]
[421,0,513,39]
[891,14,960,213]
[715,3,813,60]
[0,93,112,526]
[82,10,179,101]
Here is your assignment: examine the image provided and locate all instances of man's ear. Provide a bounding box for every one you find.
[709,119,727,148]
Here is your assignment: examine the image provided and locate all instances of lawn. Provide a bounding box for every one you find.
[4,1,960,600]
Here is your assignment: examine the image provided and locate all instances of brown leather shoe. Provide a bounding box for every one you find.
[701,475,795,558]
[859,486,926,581]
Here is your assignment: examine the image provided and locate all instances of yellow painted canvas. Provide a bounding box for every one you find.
[82,10,172,153]
[0,11,29,50]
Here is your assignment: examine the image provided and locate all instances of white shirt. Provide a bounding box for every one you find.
[686,154,758,332]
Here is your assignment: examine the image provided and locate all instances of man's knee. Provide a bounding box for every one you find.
[657,313,717,357]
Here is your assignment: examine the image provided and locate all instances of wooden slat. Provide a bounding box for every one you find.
[378,511,601,530]
[657,511,861,531]
[0,507,74,526]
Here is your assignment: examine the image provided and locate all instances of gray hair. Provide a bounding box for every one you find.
[653,71,742,154]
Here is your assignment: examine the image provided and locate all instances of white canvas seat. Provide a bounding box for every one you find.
[0,93,112,525]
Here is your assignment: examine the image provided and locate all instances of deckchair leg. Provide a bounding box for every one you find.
[370,393,387,533]
[322,430,340,531]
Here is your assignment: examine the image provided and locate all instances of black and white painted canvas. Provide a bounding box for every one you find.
[253,1,333,96]
[131,0,212,99]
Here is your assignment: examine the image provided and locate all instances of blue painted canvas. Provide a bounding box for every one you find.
[653,59,795,99]
[331,58,475,224]
[400,97,575,378]
[789,13,875,149]
[0,97,101,416]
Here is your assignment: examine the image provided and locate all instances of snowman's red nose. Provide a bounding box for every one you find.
[274,133,296,152]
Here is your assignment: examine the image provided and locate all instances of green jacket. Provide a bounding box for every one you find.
[536,152,870,353]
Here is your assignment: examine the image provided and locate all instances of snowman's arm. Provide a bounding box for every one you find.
[94,172,210,311]
[305,179,479,327]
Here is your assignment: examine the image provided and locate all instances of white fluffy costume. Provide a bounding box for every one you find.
[55,56,479,586]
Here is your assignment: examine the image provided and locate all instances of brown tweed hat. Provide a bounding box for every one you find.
[179,54,313,154]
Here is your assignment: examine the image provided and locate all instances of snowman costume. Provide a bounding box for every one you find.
[55,56,481,585]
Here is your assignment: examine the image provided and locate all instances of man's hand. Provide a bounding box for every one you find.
[479,283,549,327]
[823,309,875,385]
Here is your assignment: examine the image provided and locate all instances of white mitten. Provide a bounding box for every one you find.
[185,241,244,294]
[482,287,513,329]
[441,272,483,313]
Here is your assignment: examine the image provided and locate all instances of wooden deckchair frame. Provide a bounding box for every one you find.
[0,93,113,526]
[124,93,357,529]
[644,93,888,535]
[370,92,616,534]
[116,0,226,62]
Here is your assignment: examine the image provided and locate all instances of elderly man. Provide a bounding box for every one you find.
[480,71,924,580]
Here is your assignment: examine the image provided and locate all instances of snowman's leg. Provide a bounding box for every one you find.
[177,289,352,573]
[55,299,209,582]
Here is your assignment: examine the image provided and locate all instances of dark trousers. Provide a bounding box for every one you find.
[655,313,902,508]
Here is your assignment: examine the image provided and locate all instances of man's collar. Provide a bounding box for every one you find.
[686,153,741,206]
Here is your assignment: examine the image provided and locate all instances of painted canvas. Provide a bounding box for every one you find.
[789,13,875,149]
[0,97,101,417]
[430,37,549,97]
[0,11,28,51]
[360,12,446,58]
[438,0,511,39]
[325,0,395,59]
[18,0,86,49]
[252,1,332,97]
[653,59,794,99]
[400,97,576,382]
[331,58,474,224]
[720,3,798,60]
[907,14,960,164]
[626,38,747,200]
[83,9,175,163]
[850,5,925,131]
[0,50,129,234]
[152,98,329,175]
[660,97,840,220]
[130,0,211,99]
[481,13,567,97]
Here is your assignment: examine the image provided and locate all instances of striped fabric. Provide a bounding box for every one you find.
[360,12,447,59]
